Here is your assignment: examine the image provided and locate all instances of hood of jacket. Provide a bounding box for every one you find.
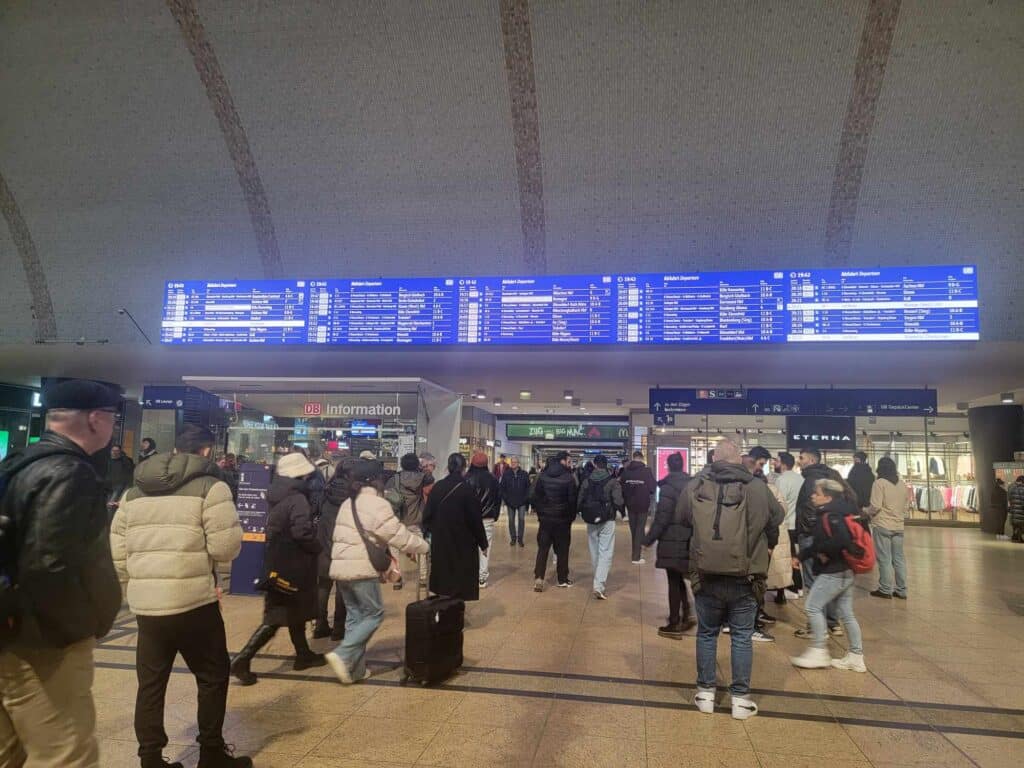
[398,469,426,491]
[625,459,647,472]
[543,461,569,479]
[268,475,307,505]
[704,460,754,485]
[588,468,612,482]
[133,452,221,495]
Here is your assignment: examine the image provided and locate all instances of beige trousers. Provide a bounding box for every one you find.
[0,638,99,768]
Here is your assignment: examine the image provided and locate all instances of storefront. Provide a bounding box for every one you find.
[0,384,43,460]
[497,419,630,471]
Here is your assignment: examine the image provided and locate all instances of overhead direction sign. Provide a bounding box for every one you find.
[650,388,937,417]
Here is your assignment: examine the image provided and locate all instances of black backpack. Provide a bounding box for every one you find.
[0,446,81,648]
[580,475,612,524]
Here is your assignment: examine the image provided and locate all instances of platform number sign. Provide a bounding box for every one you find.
[303,402,322,417]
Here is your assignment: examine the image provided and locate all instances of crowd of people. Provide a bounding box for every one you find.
[0,378,927,766]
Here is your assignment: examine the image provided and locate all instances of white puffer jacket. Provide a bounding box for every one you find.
[330,487,428,582]
[110,453,242,616]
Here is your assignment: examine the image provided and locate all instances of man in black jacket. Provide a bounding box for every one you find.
[499,456,530,547]
[620,451,657,564]
[466,453,501,588]
[795,448,844,637]
[0,379,123,767]
[847,452,875,510]
[531,452,577,591]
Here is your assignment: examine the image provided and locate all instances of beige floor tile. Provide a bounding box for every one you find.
[448,691,553,729]
[643,707,752,751]
[881,676,994,707]
[743,717,863,759]
[545,699,646,737]
[99,739,195,768]
[223,708,341,755]
[564,649,643,678]
[296,759,412,768]
[945,733,1024,768]
[312,715,441,763]
[353,686,464,722]
[271,678,379,715]
[842,724,978,766]
[416,722,540,766]
[756,753,871,768]
[647,743,760,768]
[531,732,646,768]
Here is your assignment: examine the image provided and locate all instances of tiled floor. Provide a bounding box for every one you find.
[93,523,1024,767]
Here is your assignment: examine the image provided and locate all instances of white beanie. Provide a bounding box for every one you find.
[276,452,316,479]
[359,450,377,460]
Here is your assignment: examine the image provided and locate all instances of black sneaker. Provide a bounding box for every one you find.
[557,579,575,588]
[774,590,787,605]
[293,653,327,672]
[658,623,684,639]
[752,628,775,642]
[794,626,813,639]
[312,624,331,640]
[870,590,893,599]
[759,613,777,625]
[197,745,253,768]
[141,756,184,768]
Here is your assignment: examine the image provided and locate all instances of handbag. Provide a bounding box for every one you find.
[256,536,301,596]
[351,500,393,574]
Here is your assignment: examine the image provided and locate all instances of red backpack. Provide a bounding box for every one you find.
[822,514,876,574]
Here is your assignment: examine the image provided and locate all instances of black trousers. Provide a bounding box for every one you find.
[666,568,691,624]
[317,576,347,629]
[134,602,229,757]
[627,503,649,561]
[535,520,571,582]
[789,528,803,591]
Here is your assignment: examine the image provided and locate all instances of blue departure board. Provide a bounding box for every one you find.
[160,265,979,345]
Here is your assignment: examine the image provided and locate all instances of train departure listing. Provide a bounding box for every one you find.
[160,265,980,346]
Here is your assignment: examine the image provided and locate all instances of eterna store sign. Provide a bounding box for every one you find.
[506,423,629,441]
[786,415,857,451]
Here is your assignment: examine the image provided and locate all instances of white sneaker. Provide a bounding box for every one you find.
[831,652,867,673]
[479,579,488,589]
[731,696,758,720]
[325,651,352,684]
[784,588,803,600]
[593,590,608,601]
[722,625,731,635]
[790,646,833,669]
[631,558,646,565]
[694,688,716,714]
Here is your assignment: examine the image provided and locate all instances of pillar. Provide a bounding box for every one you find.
[968,405,1024,533]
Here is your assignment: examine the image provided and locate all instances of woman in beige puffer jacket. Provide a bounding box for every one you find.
[325,461,428,685]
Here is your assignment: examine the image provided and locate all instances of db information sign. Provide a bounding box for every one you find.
[303,401,322,416]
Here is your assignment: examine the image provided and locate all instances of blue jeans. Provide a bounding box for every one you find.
[805,571,863,654]
[586,520,616,593]
[695,578,758,697]
[872,526,906,597]
[508,505,527,544]
[334,578,384,679]
[798,534,837,626]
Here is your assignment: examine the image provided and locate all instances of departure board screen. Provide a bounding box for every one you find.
[161,265,979,345]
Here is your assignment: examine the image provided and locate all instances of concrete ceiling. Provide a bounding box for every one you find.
[1,1,1022,403]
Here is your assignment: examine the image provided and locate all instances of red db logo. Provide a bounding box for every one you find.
[303,402,322,416]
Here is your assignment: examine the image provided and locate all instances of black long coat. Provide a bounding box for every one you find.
[263,476,321,626]
[423,473,487,601]
[643,471,692,572]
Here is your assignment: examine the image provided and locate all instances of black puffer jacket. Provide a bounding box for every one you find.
[643,471,692,571]
[531,460,577,524]
[847,463,875,509]
[499,467,531,509]
[0,432,121,649]
[1009,481,1024,526]
[264,476,321,625]
[796,463,845,537]
[317,475,347,579]
[465,465,502,520]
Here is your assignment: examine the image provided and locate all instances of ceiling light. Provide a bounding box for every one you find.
[563,389,574,400]
[475,389,486,400]
[1000,392,1015,404]
[511,405,518,410]
[519,390,533,400]
[493,397,503,407]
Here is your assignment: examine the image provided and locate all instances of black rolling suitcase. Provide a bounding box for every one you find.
[401,555,464,686]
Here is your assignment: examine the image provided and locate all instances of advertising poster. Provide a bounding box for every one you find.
[656,447,689,482]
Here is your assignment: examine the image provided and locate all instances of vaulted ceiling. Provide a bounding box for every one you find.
[1,1,1021,401]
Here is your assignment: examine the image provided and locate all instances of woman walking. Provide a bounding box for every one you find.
[231,453,325,685]
[423,453,488,601]
[326,460,428,684]
[790,478,867,672]
[869,457,909,599]
[643,452,693,637]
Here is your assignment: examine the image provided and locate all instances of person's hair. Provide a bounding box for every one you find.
[500,453,507,459]
[996,478,1006,487]
[291,444,309,458]
[712,438,741,463]
[175,425,215,455]
[777,451,795,470]
[667,452,684,472]
[555,451,570,462]
[447,452,467,476]
[1017,475,1024,484]
[347,462,383,512]
[141,437,155,449]
[110,444,122,451]
[854,451,868,462]
[418,452,436,463]
[593,454,608,468]
[800,447,822,463]
[632,450,644,459]
[400,452,420,471]
[876,457,899,485]
[748,446,771,462]
[813,478,845,499]
[706,449,716,464]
